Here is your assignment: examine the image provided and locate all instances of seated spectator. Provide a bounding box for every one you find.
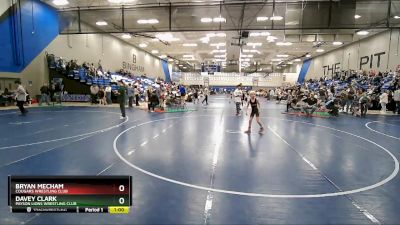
[325,98,340,116]
[302,95,318,116]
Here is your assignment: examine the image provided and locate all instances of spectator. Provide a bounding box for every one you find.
[148,90,159,112]
[39,83,50,106]
[379,90,388,113]
[233,85,243,116]
[202,87,209,105]
[359,91,370,117]
[179,85,186,106]
[134,85,140,106]
[302,95,318,116]
[127,83,134,108]
[14,80,28,115]
[105,85,112,104]
[90,84,99,105]
[98,87,106,105]
[393,87,400,114]
[116,80,127,119]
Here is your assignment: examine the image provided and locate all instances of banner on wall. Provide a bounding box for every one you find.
[61,94,91,102]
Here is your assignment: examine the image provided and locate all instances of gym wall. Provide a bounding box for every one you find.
[0,0,165,96]
[304,29,400,80]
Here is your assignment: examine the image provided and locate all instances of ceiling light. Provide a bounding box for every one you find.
[271,59,283,62]
[267,36,278,42]
[276,42,292,46]
[270,16,283,21]
[354,15,361,19]
[213,17,226,23]
[214,54,226,58]
[178,64,183,67]
[356,30,369,36]
[256,16,269,22]
[201,18,213,23]
[159,55,167,58]
[52,0,69,5]
[316,49,325,53]
[121,34,132,39]
[183,67,187,69]
[211,49,226,53]
[214,58,226,62]
[210,43,226,47]
[139,43,148,48]
[137,19,159,24]
[277,54,289,58]
[250,32,270,37]
[306,54,311,58]
[241,54,253,58]
[394,16,400,19]
[183,55,194,58]
[95,20,108,26]
[247,42,262,47]
[333,41,343,46]
[200,37,210,43]
[294,59,301,62]
[108,0,136,3]
[215,33,226,37]
[147,19,159,24]
[155,33,180,42]
[206,33,226,38]
[151,50,159,54]
[182,43,198,47]
[168,58,174,62]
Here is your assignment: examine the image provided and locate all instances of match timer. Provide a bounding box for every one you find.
[8,176,131,214]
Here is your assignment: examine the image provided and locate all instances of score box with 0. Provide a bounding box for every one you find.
[8,176,132,213]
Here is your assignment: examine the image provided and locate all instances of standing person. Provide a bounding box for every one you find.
[346,87,355,113]
[359,91,370,117]
[14,80,28,115]
[193,88,199,104]
[105,85,112,104]
[39,83,50,106]
[98,87,106,106]
[90,84,99,105]
[54,81,63,104]
[286,90,293,112]
[241,89,246,106]
[379,90,388,113]
[179,85,186,106]
[148,90,159,112]
[134,85,140,106]
[245,91,264,133]
[269,89,275,101]
[394,87,400,114]
[233,85,243,116]
[49,82,55,103]
[116,80,127,119]
[202,87,209,105]
[127,83,134,108]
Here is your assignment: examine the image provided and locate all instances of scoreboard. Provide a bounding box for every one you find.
[8,176,131,214]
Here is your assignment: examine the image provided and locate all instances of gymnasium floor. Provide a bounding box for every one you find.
[0,95,399,225]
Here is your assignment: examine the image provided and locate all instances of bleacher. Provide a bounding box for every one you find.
[305,74,397,95]
[47,54,162,96]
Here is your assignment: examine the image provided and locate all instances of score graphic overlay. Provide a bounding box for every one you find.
[8,176,131,214]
